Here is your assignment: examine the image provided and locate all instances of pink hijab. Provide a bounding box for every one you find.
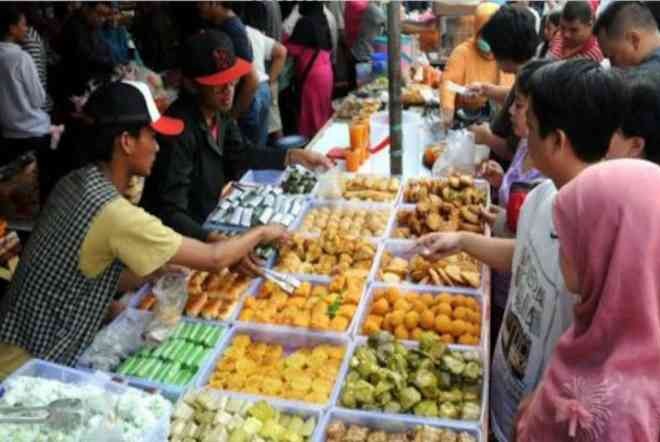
[516,159,660,442]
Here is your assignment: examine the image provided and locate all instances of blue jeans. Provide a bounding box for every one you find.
[239,81,272,147]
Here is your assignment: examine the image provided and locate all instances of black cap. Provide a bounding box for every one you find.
[180,30,251,86]
[85,81,183,135]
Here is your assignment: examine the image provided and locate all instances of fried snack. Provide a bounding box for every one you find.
[337,96,382,120]
[276,233,376,275]
[403,175,487,206]
[299,207,390,238]
[139,269,250,320]
[362,287,482,345]
[137,293,156,310]
[208,335,345,403]
[341,175,400,202]
[377,251,481,288]
[238,272,368,332]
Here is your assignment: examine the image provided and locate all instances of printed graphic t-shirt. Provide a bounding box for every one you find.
[490,179,575,442]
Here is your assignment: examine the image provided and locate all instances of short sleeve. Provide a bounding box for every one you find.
[263,33,276,61]
[80,198,183,278]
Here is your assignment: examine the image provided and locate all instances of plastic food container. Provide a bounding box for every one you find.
[196,324,353,409]
[316,408,482,442]
[234,275,368,338]
[333,337,487,428]
[2,359,172,442]
[292,200,396,241]
[313,172,403,207]
[77,308,230,401]
[171,388,324,442]
[390,203,491,239]
[240,169,284,186]
[373,240,489,296]
[352,284,486,347]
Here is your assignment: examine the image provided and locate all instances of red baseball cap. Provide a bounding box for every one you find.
[180,30,252,86]
[90,81,184,136]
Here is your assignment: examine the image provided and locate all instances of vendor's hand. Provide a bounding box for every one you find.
[478,159,504,189]
[286,148,335,171]
[414,232,464,261]
[258,224,290,245]
[207,231,226,243]
[441,107,454,130]
[468,122,492,146]
[235,252,265,278]
[480,205,504,227]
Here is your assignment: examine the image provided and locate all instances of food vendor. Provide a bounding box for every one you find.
[0,80,288,378]
[440,2,514,128]
[141,30,332,243]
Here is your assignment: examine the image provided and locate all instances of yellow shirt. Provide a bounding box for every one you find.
[79,197,183,278]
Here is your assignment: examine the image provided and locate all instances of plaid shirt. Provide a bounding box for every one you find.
[0,165,124,366]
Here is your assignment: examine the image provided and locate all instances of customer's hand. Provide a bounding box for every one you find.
[466,82,494,98]
[414,232,464,261]
[258,224,290,244]
[286,149,335,171]
[468,122,492,146]
[478,159,504,189]
[480,205,504,227]
[512,393,535,442]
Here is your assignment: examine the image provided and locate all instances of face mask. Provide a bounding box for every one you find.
[477,38,492,55]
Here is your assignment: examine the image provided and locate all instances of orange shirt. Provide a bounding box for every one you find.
[441,39,514,113]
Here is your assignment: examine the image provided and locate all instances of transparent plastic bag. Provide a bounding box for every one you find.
[78,310,147,371]
[432,129,476,176]
[316,168,343,199]
[144,273,188,344]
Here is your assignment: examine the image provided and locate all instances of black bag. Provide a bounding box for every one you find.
[280,49,320,135]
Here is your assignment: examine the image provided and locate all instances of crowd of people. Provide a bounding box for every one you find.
[1,1,660,442]
[418,1,660,441]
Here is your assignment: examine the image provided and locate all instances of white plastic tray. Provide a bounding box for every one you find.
[314,172,403,207]
[196,324,354,409]
[373,240,488,296]
[351,284,486,348]
[172,388,324,442]
[332,337,486,428]
[316,408,482,442]
[390,203,490,240]
[77,308,231,401]
[399,177,491,207]
[271,232,383,283]
[292,200,396,241]
[233,275,368,338]
[2,359,172,442]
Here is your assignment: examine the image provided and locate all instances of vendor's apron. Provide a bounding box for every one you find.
[0,165,124,366]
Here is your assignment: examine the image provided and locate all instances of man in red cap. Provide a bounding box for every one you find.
[142,30,332,242]
[0,80,288,375]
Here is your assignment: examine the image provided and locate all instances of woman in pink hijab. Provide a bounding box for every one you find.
[515,159,660,442]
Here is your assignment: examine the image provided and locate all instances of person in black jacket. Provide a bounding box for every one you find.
[142,30,331,243]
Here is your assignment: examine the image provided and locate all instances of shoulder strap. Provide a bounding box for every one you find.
[300,49,320,87]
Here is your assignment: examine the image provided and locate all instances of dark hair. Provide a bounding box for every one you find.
[87,125,143,163]
[561,1,593,25]
[480,5,540,64]
[547,10,561,27]
[515,59,554,96]
[0,6,23,38]
[594,1,657,38]
[620,75,660,165]
[528,59,626,163]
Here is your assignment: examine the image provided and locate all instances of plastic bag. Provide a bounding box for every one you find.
[316,168,343,199]
[78,309,147,371]
[144,273,188,344]
[432,129,476,176]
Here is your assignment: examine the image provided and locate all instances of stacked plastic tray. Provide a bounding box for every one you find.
[29,169,490,441]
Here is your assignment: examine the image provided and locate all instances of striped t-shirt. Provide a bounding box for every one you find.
[20,27,52,112]
[548,34,604,62]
